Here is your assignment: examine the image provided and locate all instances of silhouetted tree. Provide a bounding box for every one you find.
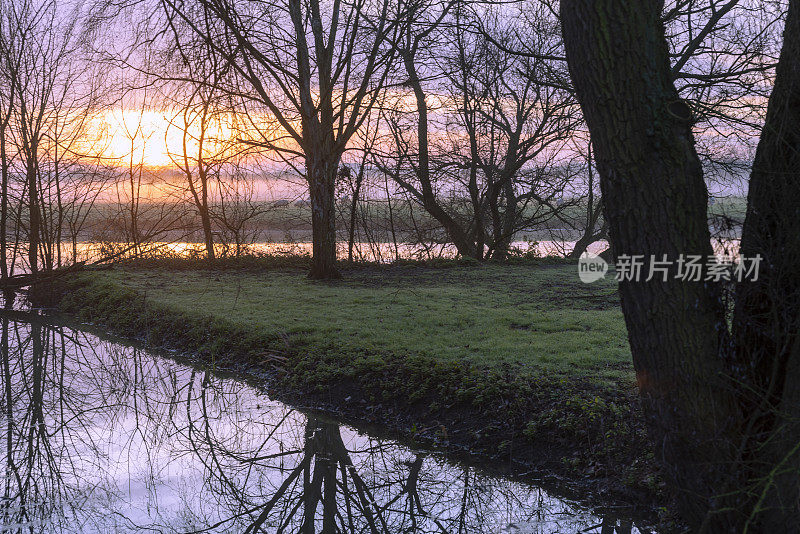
[561,0,799,529]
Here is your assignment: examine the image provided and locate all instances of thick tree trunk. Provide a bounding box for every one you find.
[489,174,517,260]
[499,178,517,257]
[488,180,505,259]
[307,156,341,279]
[561,1,742,528]
[733,0,800,527]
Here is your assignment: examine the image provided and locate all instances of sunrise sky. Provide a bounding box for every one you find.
[91,108,238,168]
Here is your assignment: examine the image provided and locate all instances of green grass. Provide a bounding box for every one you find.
[86,261,632,386]
[53,258,660,508]
[709,196,748,222]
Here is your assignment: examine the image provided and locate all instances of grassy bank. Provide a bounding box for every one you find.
[52,257,661,516]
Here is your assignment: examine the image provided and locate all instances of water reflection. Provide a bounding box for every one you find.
[0,316,651,533]
[7,239,604,267]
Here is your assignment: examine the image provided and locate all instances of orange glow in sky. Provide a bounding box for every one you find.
[90,109,236,168]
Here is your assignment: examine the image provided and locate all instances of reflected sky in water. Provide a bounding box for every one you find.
[0,315,651,533]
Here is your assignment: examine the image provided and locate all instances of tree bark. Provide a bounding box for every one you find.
[561,0,742,527]
[733,0,800,527]
[307,156,341,279]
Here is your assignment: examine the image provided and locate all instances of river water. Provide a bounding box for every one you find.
[0,311,654,533]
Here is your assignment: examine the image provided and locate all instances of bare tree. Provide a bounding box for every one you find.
[561,0,799,529]
[164,70,230,261]
[159,0,401,277]
[374,2,578,260]
[0,0,113,282]
[445,6,580,259]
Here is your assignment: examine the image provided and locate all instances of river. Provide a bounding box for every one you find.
[0,309,653,533]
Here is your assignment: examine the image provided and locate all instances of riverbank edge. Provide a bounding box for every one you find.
[47,269,666,524]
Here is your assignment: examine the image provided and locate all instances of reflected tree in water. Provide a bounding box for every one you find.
[0,318,649,533]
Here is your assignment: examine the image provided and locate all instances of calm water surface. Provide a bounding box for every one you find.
[0,313,651,533]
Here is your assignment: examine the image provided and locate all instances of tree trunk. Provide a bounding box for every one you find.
[499,177,518,258]
[348,166,364,264]
[568,228,602,260]
[400,50,481,261]
[733,0,800,527]
[27,162,40,276]
[307,156,341,279]
[569,145,606,260]
[561,0,742,528]
[488,177,505,259]
[201,209,215,263]
[1,126,8,286]
[199,174,215,263]
[129,157,140,256]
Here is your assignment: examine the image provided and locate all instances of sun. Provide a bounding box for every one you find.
[87,108,236,169]
[94,109,172,167]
